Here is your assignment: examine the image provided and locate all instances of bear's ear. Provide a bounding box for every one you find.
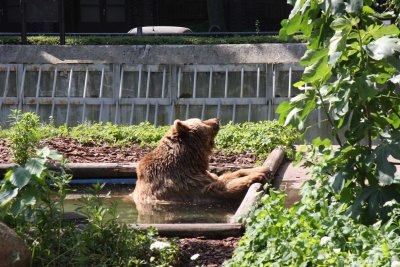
[173,119,189,135]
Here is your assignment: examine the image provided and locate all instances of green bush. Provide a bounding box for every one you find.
[225,184,400,266]
[215,121,299,159]
[0,119,300,158]
[0,35,307,45]
[6,110,41,165]
[0,149,179,266]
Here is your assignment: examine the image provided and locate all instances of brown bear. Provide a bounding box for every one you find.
[132,118,270,207]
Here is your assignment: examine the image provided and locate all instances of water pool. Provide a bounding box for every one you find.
[64,185,236,224]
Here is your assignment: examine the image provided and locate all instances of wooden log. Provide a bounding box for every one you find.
[0,162,248,179]
[263,148,285,176]
[132,223,244,238]
[230,148,285,224]
[230,183,262,223]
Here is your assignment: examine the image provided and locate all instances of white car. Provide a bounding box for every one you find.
[128,26,192,35]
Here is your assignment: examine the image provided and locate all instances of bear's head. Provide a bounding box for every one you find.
[171,118,220,149]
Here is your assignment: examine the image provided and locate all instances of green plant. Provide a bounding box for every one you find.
[225,185,400,266]
[255,19,261,34]
[215,121,300,159]
[0,149,178,266]
[6,110,41,165]
[0,35,307,46]
[277,0,400,223]
[227,1,400,265]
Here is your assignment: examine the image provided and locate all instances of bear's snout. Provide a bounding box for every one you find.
[204,118,220,131]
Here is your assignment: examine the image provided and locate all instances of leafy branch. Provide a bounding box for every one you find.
[278,0,400,223]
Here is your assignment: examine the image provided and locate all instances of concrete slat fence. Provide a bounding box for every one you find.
[0,62,305,126]
[0,44,330,136]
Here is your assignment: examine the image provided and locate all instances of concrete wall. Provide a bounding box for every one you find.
[0,44,334,142]
[0,44,306,65]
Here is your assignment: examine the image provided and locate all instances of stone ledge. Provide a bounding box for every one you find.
[0,44,306,65]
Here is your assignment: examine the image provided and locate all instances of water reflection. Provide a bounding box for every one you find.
[63,196,236,224]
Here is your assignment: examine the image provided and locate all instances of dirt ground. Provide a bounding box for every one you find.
[0,137,259,166]
[0,137,257,266]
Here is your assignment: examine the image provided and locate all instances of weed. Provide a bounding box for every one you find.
[6,110,40,165]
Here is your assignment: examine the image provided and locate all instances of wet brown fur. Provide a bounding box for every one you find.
[132,118,270,206]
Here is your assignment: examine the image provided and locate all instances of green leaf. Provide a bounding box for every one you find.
[300,48,329,66]
[47,150,63,161]
[329,172,345,193]
[369,24,400,40]
[362,5,375,15]
[285,107,302,127]
[24,158,46,177]
[37,146,51,158]
[10,190,36,216]
[328,30,347,65]
[0,188,19,206]
[37,147,63,161]
[330,17,351,31]
[279,19,289,41]
[355,77,377,101]
[366,36,400,61]
[303,57,332,83]
[276,101,293,124]
[287,13,302,35]
[347,186,377,219]
[375,145,396,185]
[9,167,32,189]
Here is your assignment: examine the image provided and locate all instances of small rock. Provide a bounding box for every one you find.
[0,222,30,267]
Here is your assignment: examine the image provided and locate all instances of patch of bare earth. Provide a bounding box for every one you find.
[0,137,260,166]
[177,237,239,267]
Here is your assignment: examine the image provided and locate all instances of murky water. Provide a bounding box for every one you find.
[63,195,236,224]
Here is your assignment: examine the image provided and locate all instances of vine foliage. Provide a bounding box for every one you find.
[278,0,400,224]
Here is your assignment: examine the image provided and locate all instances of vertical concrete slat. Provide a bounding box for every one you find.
[35,66,42,114]
[161,66,166,98]
[169,65,177,125]
[113,64,121,124]
[232,101,236,123]
[81,68,89,123]
[248,102,252,122]
[145,99,150,122]
[115,65,124,124]
[193,67,197,98]
[0,66,10,125]
[50,67,58,119]
[17,65,26,111]
[185,103,189,120]
[177,67,182,99]
[137,65,142,98]
[0,66,11,113]
[224,67,228,98]
[201,99,205,120]
[266,64,273,121]
[256,65,260,98]
[154,101,158,126]
[240,67,244,98]
[65,68,73,126]
[129,102,135,125]
[98,67,105,122]
[217,99,221,119]
[208,67,213,98]
[145,67,151,98]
